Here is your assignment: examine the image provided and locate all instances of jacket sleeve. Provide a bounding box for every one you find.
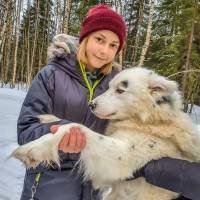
[17,66,69,145]
[143,157,200,200]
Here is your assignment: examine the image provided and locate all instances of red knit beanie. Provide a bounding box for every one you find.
[79,4,127,52]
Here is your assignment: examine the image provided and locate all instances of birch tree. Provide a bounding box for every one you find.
[131,1,145,65]
[28,0,40,85]
[12,0,23,87]
[62,0,72,34]
[0,1,11,66]
[138,0,154,67]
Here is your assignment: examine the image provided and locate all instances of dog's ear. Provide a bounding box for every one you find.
[148,74,178,95]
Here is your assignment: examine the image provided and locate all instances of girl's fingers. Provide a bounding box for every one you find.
[50,125,60,134]
[75,128,83,148]
[57,127,86,153]
[68,127,77,151]
[58,133,70,151]
[68,127,85,153]
[80,133,86,149]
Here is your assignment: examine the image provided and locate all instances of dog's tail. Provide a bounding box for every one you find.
[37,114,60,123]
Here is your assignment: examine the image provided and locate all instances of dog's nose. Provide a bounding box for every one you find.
[88,101,97,111]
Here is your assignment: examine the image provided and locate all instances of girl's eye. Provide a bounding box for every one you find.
[95,37,103,43]
[111,44,119,49]
[116,88,125,94]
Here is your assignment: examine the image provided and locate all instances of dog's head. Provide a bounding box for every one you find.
[90,67,182,123]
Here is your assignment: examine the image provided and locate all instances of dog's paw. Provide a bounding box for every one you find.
[10,134,60,168]
[37,114,60,123]
[10,146,42,168]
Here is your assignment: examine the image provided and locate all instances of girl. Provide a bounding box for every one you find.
[17,4,126,200]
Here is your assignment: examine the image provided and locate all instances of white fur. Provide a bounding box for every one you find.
[11,67,200,200]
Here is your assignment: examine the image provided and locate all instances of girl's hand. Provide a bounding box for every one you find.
[50,125,86,153]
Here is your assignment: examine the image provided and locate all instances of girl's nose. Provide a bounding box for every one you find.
[100,45,109,55]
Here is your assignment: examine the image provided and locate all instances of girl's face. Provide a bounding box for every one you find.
[85,30,120,72]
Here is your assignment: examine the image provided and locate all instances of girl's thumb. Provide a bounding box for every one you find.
[50,125,60,134]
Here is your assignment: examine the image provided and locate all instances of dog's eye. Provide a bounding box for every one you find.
[116,89,125,94]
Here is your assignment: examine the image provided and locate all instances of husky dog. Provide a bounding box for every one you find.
[11,35,200,200]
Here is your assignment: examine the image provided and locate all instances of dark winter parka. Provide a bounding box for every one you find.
[17,52,118,200]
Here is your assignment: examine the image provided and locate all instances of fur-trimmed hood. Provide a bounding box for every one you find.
[47,34,85,83]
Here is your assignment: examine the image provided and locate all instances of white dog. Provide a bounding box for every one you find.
[11,67,200,200]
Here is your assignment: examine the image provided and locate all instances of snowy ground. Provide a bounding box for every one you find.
[0,87,200,200]
[0,88,26,200]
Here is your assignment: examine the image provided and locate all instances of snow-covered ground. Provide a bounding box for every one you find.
[189,105,200,124]
[0,87,200,200]
[0,88,26,200]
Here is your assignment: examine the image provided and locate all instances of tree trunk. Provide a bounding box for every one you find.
[4,33,12,84]
[12,0,23,87]
[55,0,62,34]
[182,19,195,94]
[20,31,25,83]
[62,0,72,34]
[26,16,30,87]
[138,0,154,67]
[0,1,10,66]
[2,3,13,84]
[119,50,123,70]
[28,0,39,86]
[131,1,144,65]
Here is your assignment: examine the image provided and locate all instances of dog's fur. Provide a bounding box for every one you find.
[11,67,200,200]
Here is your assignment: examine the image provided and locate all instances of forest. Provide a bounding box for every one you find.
[0,0,200,109]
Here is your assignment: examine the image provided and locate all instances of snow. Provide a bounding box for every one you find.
[189,105,200,124]
[0,88,26,200]
[0,87,200,199]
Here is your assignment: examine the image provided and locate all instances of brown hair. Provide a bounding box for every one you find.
[76,36,113,75]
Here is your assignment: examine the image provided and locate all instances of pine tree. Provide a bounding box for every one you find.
[19,0,54,85]
[146,0,200,107]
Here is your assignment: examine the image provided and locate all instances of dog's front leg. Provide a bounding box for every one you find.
[11,123,99,168]
[10,123,78,168]
[11,123,133,184]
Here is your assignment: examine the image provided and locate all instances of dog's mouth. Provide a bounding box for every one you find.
[94,111,117,119]
[106,112,117,117]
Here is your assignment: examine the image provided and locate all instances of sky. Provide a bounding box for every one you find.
[0,87,199,199]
